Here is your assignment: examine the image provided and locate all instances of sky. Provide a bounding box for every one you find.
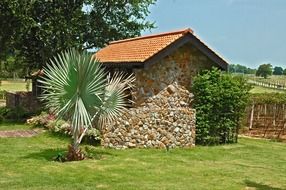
[143,0,286,68]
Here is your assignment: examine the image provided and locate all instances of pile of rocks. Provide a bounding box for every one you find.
[101,83,196,149]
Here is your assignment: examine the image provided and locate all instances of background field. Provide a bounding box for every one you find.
[248,75,286,85]
[250,85,285,93]
[232,74,286,94]
[0,80,28,92]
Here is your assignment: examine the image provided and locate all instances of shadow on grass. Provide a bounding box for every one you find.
[83,146,115,160]
[23,147,115,161]
[45,131,102,146]
[23,148,67,161]
[244,180,284,190]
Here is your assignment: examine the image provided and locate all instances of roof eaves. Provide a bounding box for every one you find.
[103,61,144,67]
[109,28,193,45]
[186,33,229,70]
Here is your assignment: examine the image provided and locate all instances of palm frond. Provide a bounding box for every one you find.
[39,49,135,148]
[39,49,107,134]
[97,72,136,129]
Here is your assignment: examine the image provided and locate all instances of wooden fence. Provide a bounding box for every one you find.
[244,104,286,140]
[248,80,286,91]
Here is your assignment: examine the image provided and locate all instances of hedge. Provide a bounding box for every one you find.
[192,68,251,145]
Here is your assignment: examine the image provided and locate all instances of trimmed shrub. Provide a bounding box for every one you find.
[192,68,251,145]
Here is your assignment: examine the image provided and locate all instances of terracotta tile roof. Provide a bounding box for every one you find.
[95,28,194,63]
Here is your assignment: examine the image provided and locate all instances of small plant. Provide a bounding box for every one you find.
[26,112,53,127]
[53,152,67,162]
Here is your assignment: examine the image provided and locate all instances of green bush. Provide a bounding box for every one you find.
[192,68,251,145]
[0,106,34,122]
[27,112,101,145]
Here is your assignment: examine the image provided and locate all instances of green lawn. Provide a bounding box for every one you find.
[0,125,286,190]
[250,85,285,93]
[245,74,286,84]
[0,122,32,131]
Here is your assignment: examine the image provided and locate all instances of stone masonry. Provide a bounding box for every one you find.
[6,91,41,112]
[102,83,196,149]
[133,42,215,105]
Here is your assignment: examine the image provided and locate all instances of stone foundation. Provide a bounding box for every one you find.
[102,83,196,149]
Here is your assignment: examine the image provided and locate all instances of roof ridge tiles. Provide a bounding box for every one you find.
[109,28,193,45]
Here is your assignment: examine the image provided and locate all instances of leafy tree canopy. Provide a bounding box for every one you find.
[228,64,256,74]
[256,63,272,78]
[273,66,283,75]
[0,0,156,73]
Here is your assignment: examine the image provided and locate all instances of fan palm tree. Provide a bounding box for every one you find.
[40,49,134,161]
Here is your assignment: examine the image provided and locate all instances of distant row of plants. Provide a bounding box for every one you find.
[229,63,286,78]
[249,93,286,104]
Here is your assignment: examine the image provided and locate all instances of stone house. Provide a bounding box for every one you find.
[95,28,228,105]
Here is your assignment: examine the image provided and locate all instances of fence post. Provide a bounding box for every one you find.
[273,104,276,126]
[249,104,254,130]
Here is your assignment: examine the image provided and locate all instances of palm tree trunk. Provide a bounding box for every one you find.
[67,127,84,161]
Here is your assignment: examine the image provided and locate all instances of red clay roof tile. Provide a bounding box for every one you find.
[95,28,193,63]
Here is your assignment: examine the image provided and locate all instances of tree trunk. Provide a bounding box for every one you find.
[66,128,85,161]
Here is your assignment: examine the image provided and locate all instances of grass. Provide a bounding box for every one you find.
[250,85,285,93]
[243,74,286,94]
[0,125,286,189]
[245,74,286,84]
[0,122,32,131]
[252,75,286,85]
[0,80,28,92]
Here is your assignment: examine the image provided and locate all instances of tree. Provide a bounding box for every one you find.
[0,1,25,60]
[283,69,286,75]
[273,66,283,75]
[256,63,272,78]
[0,1,33,77]
[228,64,256,74]
[0,0,156,73]
[40,49,134,161]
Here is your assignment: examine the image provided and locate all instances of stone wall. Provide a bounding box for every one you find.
[133,42,216,104]
[6,91,41,112]
[102,83,196,149]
